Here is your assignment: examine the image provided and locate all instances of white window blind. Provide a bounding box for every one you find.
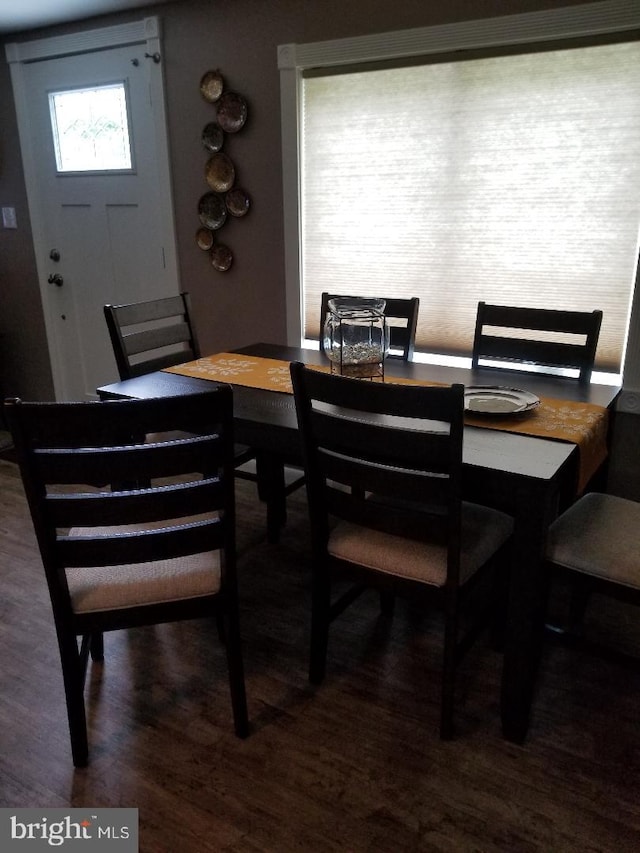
[300,40,640,374]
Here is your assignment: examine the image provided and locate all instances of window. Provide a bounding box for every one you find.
[279,1,640,384]
[49,83,132,173]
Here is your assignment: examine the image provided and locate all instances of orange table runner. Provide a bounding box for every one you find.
[165,353,609,492]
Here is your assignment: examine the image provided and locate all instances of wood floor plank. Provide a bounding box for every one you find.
[0,458,639,851]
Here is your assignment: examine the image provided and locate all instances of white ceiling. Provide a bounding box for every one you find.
[0,0,175,36]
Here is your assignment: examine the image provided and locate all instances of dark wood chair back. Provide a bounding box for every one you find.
[319,293,419,361]
[471,302,603,382]
[104,292,201,379]
[291,363,464,562]
[4,388,248,766]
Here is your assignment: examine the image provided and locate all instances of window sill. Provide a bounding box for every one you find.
[301,339,620,387]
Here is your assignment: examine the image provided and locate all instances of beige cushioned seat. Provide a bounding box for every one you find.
[546,492,640,590]
[329,501,513,587]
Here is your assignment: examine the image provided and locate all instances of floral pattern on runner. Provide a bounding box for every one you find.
[185,357,259,378]
[165,353,314,393]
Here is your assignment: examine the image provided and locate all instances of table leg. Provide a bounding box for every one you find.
[256,451,287,543]
[500,478,558,742]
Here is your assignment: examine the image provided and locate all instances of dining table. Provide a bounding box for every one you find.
[97,342,620,744]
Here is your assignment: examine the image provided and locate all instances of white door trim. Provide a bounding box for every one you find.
[5,18,161,63]
[6,16,179,399]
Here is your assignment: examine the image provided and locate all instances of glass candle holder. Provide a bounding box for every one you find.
[323,297,389,379]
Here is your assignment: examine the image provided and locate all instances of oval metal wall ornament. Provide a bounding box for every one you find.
[225,187,250,217]
[210,243,233,272]
[197,192,227,230]
[205,152,235,193]
[195,227,214,250]
[199,69,225,103]
[202,122,224,153]
[216,91,248,133]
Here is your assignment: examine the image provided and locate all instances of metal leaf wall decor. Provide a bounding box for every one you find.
[196,69,251,272]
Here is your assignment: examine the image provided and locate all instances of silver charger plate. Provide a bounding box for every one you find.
[464,386,540,415]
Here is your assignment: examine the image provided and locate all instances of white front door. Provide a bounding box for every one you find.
[6,18,180,400]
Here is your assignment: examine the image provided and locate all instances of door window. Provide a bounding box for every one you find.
[48,82,132,173]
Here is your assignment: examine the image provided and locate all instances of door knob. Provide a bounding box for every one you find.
[48,273,64,287]
[49,249,60,262]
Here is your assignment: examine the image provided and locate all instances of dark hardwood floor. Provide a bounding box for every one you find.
[1,456,639,851]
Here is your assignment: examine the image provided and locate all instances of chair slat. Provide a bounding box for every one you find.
[320,450,451,506]
[46,477,224,527]
[20,395,231,445]
[312,412,453,475]
[57,518,225,568]
[478,335,594,369]
[32,433,227,484]
[472,302,602,382]
[113,295,192,325]
[123,321,193,356]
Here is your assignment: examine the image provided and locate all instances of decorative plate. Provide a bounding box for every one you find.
[202,122,224,153]
[199,69,225,103]
[225,187,250,217]
[195,227,214,251]
[464,386,540,415]
[216,91,248,133]
[197,192,227,230]
[211,243,233,272]
[205,152,235,193]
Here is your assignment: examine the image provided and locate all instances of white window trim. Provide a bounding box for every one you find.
[278,0,640,409]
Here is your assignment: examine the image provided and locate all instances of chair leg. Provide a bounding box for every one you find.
[440,609,458,740]
[309,569,331,685]
[90,632,104,661]
[567,573,593,635]
[222,605,249,738]
[489,561,510,653]
[58,633,89,767]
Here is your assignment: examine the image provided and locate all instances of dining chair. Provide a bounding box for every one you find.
[471,302,603,383]
[104,292,256,473]
[5,388,249,766]
[320,293,420,361]
[290,362,514,738]
[545,491,640,665]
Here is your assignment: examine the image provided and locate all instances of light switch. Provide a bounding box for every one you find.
[2,207,17,229]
